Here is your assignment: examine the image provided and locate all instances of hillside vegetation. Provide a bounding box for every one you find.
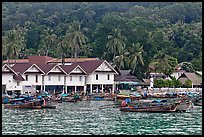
[2,2,202,79]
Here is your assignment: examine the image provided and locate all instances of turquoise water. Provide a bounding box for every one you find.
[2,101,202,135]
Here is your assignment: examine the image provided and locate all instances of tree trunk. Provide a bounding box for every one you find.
[15,56,17,65]
[7,56,10,65]
[74,46,77,63]
[71,47,74,63]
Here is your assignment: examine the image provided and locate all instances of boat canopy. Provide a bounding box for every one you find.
[152,100,167,103]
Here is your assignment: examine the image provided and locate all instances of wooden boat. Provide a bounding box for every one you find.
[120,102,179,112]
[116,94,140,101]
[3,99,44,109]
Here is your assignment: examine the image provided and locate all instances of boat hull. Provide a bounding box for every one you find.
[3,100,44,109]
[120,103,178,112]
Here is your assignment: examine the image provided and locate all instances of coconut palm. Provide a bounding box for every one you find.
[113,50,129,69]
[40,28,57,56]
[106,28,126,59]
[151,51,171,73]
[2,25,26,65]
[129,43,144,73]
[65,20,88,62]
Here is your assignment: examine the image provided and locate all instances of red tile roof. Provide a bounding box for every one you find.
[76,60,105,74]
[8,59,110,75]
[60,64,78,74]
[11,64,32,74]
[28,56,54,64]
[13,74,25,81]
[37,64,56,74]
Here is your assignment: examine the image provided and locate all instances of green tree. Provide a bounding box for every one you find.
[180,62,195,72]
[184,79,192,88]
[191,56,202,71]
[65,20,88,61]
[171,77,182,88]
[113,50,129,69]
[2,25,27,64]
[129,43,144,74]
[154,79,165,88]
[39,28,57,56]
[150,51,170,74]
[106,28,126,60]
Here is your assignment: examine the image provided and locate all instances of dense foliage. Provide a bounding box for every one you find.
[2,2,202,79]
[153,78,191,88]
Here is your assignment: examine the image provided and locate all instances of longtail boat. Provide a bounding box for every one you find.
[120,102,179,112]
[116,94,140,101]
[3,99,44,109]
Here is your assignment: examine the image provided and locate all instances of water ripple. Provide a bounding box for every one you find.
[2,101,202,135]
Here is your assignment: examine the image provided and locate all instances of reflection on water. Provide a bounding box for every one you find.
[2,101,202,135]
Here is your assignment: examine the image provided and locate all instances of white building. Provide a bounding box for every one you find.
[2,56,118,95]
[2,64,24,95]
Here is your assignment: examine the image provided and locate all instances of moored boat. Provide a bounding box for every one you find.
[3,99,44,109]
[116,94,140,101]
[120,102,179,112]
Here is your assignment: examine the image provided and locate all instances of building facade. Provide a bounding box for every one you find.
[2,56,118,95]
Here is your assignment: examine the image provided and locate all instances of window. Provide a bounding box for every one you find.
[70,76,72,81]
[96,74,98,80]
[36,75,38,83]
[79,76,82,81]
[17,82,20,86]
[58,75,61,81]
[26,75,28,81]
[48,75,51,81]
[107,74,110,80]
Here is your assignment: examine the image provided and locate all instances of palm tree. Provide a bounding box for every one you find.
[40,28,57,56]
[65,20,88,62]
[129,43,144,73]
[106,28,126,60]
[151,51,171,73]
[113,50,129,69]
[2,25,26,65]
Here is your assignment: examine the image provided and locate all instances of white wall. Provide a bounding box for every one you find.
[86,72,114,85]
[44,74,65,85]
[171,72,184,79]
[2,73,22,91]
[66,75,86,86]
[22,74,43,86]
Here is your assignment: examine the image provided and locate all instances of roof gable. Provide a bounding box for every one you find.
[179,73,202,85]
[94,60,118,74]
[2,64,18,75]
[47,65,67,75]
[23,64,45,74]
[60,64,87,75]
[69,65,87,75]
[77,60,104,74]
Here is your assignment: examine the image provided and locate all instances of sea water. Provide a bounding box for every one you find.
[2,101,202,135]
